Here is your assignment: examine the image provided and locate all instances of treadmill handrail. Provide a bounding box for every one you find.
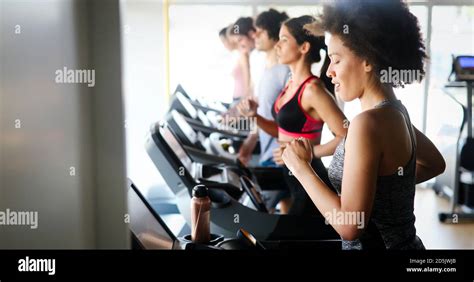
[184,116,249,139]
[183,144,237,166]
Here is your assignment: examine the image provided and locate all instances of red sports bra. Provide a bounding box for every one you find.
[271,75,324,139]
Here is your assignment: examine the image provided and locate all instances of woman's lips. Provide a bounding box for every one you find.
[335,83,341,92]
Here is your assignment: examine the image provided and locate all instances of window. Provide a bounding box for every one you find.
[392,5,428,130]
[426,6,474,139]
[257,5,323,18]
[169,5,253,103]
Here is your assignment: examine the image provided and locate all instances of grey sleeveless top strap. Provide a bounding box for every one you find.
[328,99,425,250]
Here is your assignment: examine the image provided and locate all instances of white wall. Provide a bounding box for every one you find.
[0,0,128,249]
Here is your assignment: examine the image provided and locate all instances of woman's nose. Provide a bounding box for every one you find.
[326,64,335,79]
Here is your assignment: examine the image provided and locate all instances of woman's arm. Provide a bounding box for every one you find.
[255,115,279,138]
[301,83,348,157]
[236,98,279,138]
[413,126,446,184]
[282,113,379,241]
[238,132,258,165]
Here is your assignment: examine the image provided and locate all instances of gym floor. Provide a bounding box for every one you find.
[415,187,474,249]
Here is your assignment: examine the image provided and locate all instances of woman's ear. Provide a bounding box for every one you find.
[300,42,310,55]
[363,60,373,73]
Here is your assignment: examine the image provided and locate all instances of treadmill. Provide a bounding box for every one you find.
[173,84,229,115]
[129,179,340,250]
[169,88,249,139]
[166,109,254,165]
[434,55,474,222]
[128,179,183,250]
[129,179,226,250]
[145,121,340,242]
[166,109,289,198]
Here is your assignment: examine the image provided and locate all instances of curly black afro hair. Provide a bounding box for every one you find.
[319,0,427,87]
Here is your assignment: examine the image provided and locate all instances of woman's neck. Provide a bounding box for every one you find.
[289,59,312,86]
[359,81,397,111]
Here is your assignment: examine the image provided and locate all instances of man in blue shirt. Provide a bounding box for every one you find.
[237,9,291,213]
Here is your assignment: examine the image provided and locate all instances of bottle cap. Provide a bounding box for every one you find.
[192,185,209,198]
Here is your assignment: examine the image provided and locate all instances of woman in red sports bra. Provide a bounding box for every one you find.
[238,16,347,215]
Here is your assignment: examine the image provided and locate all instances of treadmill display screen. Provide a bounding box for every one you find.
[162,126,194,174]
[459,56,474,69]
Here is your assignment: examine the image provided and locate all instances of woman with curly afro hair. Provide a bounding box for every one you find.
[282,0,446,249]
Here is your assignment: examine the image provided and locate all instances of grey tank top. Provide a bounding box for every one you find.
[328,99,425,250]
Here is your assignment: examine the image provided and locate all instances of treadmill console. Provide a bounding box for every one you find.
[176,91,198,119]
[161,125,194,174]
[451,55,474,81]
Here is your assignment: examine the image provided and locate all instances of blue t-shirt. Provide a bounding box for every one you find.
[256,64,290,165]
